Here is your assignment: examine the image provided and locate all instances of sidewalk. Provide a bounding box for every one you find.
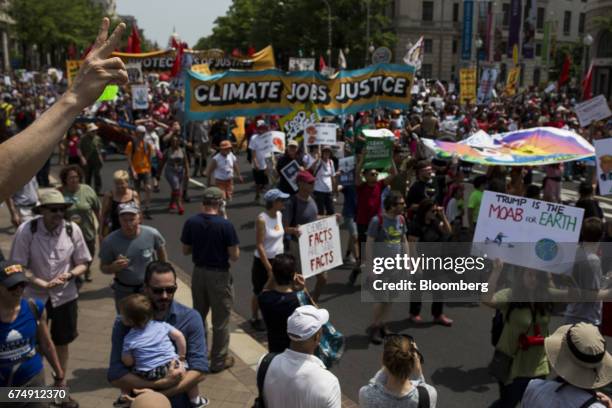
[0,196,357,408]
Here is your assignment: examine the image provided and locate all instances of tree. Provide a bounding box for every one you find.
[194,0,396,69]
[9,0,104,67]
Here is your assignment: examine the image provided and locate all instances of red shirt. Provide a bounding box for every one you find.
[356,180,385,226]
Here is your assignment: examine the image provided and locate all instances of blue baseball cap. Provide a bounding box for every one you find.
[264,189,290,202]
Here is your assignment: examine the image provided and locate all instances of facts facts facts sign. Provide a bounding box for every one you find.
[472,191,584,274]
[185,63,415,120]
[298,216,343,278]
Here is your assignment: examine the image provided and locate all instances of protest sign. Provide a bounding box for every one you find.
[477,67,498,105]
[278,103,321,142]
[131,84,149,110]
[332,141,345,159]
[594,138,612,196]
[65,60,83,86]
[472,191,584,273]
[289,57,315,71]
[251,131,285,156]
[304,123,337,146]
[428,97,444,111]
[338,156,355,186]
[184,63,415,120]
[232,117,246,149]
[363,129,395,169]
[459,68,477,104]
[280,160,300,191]
[505,67,520,96]
[97,85,119,102]
[574,95,612,128]
[126,62,143,83]
[272,131,286,153]
[298,216,343,278]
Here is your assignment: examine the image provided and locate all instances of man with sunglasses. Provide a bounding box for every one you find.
[108,261,208,408]
[100,202,167,312]
[10,190,91,408]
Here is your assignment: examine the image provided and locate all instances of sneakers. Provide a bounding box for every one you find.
[366,325,383,345]
[169,202,177,211]
[345,254,357,265]
[190,396,210,407]
[409,314,423,324]
[348,266,361,286]
[210,356,235,373]
[178,205,185,215]
[249,318,266,332]
[433,314,453,327]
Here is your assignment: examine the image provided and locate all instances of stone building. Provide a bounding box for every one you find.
[585,0,612,100]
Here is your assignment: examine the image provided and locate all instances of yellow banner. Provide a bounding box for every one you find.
[190,64,212,76]
[66,60,83,86]
[459,68,477,104]
[232,117,247,149]
[185,64,416,120]
[505,67,521,96]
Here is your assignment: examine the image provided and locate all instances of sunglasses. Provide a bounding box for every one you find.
[150,286,177,295]
[7,282,26,291]
[384,334,424,364]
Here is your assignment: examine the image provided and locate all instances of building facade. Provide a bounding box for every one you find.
[391,0,588,87]
[585,0,612,100]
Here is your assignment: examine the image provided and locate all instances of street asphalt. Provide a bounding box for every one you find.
[95,152,610,407]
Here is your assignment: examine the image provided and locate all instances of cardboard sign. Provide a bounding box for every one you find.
[574,95,612,128]
[278,103,320,142]
[472,191,584,274]
[289,57,315,71]
[97,85,119,102]
[304,123,337,146]
[459,68,477,104]
[280,160,300,191]
[363,129,395,170]
[298,216,343,278]
[338,156,355,186]
[131,84,149,110]
[251,131,285,156]
[595,138,612,196]
[126,62,143,83]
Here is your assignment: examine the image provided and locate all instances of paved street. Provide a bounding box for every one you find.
[92,152,612,407]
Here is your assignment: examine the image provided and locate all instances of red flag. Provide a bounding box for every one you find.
[127,24,142,53]
[582,62,593,101]
[80,44,93,59]
[247,46,256,57]
[231,48,242,58]
[67,43,76,59]
[319,56,327,71]
[171,42,184,77]
[558,55,571,87]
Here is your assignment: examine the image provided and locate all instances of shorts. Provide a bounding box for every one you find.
[45,298,78,346]
[133,172,151,192]
[343,216,358,237]
[252,169,268,186]
[251,256,269,295]
[133,360,174,381]
[215,179,234,200]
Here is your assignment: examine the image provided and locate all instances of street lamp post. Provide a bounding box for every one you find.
[322,0,332,67]
[583,33,593,77]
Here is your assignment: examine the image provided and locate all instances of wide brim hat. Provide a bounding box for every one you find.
[85,123,99,133]
[545,323,612,389]
[33,190,72,214]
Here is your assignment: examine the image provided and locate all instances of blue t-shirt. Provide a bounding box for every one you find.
[122,321,177,372]
[0,298,44,386]
[180,214,239,269]
[341,185,357,218]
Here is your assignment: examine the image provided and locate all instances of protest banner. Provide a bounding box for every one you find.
[363,129,395,170]
[574,94,612,128]
[280,160,300,191]
[472,191,584,273]
[594,138,612,196]
[338,156,355,186]
[278,103,320,143]
[505,67,520,96]
[97,85,119,102]
[477,67,498,105]
[131,84,149,110]
[459,68,477,104]
[251,131,285,156]
[232,117,246,149]
[126,62,143,83]
[65,60,83,86]
[298,216,343,278]
[304,123,338,146]
[184,63,416,120]
[289,57,315,71]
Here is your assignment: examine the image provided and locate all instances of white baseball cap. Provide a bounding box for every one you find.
[136,125,146,133]
[287,305,329,341]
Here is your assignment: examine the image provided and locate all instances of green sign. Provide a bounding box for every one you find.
[97,85,119,102]
[363,129,395,170]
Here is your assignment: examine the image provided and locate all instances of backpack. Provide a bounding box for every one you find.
[416,385,430,408]
[30,217,74,240]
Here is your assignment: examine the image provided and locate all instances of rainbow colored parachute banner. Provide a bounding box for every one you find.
[423,127,595,166]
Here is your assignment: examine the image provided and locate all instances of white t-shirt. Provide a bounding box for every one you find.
[145,131,160,154]
[249,134,268,170]
[522,379,605,408]
[260,349,341,408]
[254,211,284,259]
[213,152,237,181]
[445,198,461,222]
[313,160,335,193]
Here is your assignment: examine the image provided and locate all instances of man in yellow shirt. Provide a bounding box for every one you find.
[125,125,154,219]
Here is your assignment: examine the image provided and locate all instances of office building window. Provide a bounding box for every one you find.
[424,39,433,54]
[533,68,541,85]
[422,1,434,21]
[563,11,571,35]
[536,7,545,30]
[453,3,459,22]
[421,64,433,78]
[536,42,542,57]
[579,13,585,34]
[452,39,458,54]
[502,3,510,27]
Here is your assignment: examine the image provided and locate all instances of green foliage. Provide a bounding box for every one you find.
[549,43,584,82]
[194,0,396,68]
[593,15,612,33]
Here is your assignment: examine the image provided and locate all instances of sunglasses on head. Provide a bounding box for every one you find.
[384,333,424,364]
[150,286,177,295]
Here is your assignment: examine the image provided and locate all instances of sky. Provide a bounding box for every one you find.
[116,0,233,48]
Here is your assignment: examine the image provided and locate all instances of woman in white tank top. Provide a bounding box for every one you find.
[249,188,299,331]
